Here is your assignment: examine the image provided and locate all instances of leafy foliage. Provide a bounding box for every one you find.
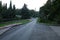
[39,0,60,24]
[21,4,31,19]
[0,1,38,22]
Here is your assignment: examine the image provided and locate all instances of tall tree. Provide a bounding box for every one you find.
[0,1,2,13]
[0,1,2,21]
[2,3,7,19]
[6,0,13,20]
[21,4,31,19]
[12,5,16,18]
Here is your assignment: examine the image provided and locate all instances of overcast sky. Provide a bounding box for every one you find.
[0,0,47,11]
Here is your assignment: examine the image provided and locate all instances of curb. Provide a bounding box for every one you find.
[0,23,22,29]
[0,24,22,35]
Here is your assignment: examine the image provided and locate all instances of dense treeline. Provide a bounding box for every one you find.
[0,1,17,22]
[39,0,60,24]
[0,1,38,22]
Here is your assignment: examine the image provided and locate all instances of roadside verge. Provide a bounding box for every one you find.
[0,19,30,35]
[0,24,22,35]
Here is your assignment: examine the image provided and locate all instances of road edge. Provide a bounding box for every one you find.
[49,26,60,36]
[0,24,22,35]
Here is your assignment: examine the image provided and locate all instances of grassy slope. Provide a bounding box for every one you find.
[0,19,30,27]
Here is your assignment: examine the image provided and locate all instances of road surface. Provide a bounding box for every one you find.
[0,18,60,40]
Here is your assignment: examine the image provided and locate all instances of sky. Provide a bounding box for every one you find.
[0,0,47,11]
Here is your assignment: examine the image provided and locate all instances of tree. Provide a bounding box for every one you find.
[39,0,60,24]
[6,1,13,20]
[2,3,7,19]
[21,4,31,19]
[29,10,39,17]
[12,5,16,18]
[0,1,2,18]
[0,1,2,13]
[39,0,54,22]
[0,1,3,22]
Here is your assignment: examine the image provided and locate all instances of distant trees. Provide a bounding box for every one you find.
[20,4,38,19]
[39,0,60,24]
[20,4,31,19]
[30,10,39,17]
[7,1,13,19]
[0,1,38,22]
[0,1,16,21]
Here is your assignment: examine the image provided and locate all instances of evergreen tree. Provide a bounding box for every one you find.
[2,3,7,19]
[6,1,13,20]
[12,5,16,18]
[0,1,2,18]
[21,4,31,19]
[0,1,2,22]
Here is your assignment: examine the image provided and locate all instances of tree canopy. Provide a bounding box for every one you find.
[39,0,60,24]
[0,1,38,22]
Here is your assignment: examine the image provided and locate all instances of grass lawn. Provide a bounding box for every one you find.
[38,18,57,25]
[0,19,30,27]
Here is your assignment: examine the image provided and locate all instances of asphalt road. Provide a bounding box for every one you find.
[0,18,60,40]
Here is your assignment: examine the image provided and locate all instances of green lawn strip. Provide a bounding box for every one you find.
[37,18,57,25]
[0,19,30,27]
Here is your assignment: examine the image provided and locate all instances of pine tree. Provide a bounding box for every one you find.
[0,1,2,15]
[7,0,13,20]
[2,3,7,19]
[0,1,2,22]
[21,4,31,19]
[12,5,16,18]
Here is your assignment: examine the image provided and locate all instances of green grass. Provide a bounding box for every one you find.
[38,18,60,26]
[0,19,30,27]
[38,18,57,25]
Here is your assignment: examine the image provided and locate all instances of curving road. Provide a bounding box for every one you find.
[0,18,60,40]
